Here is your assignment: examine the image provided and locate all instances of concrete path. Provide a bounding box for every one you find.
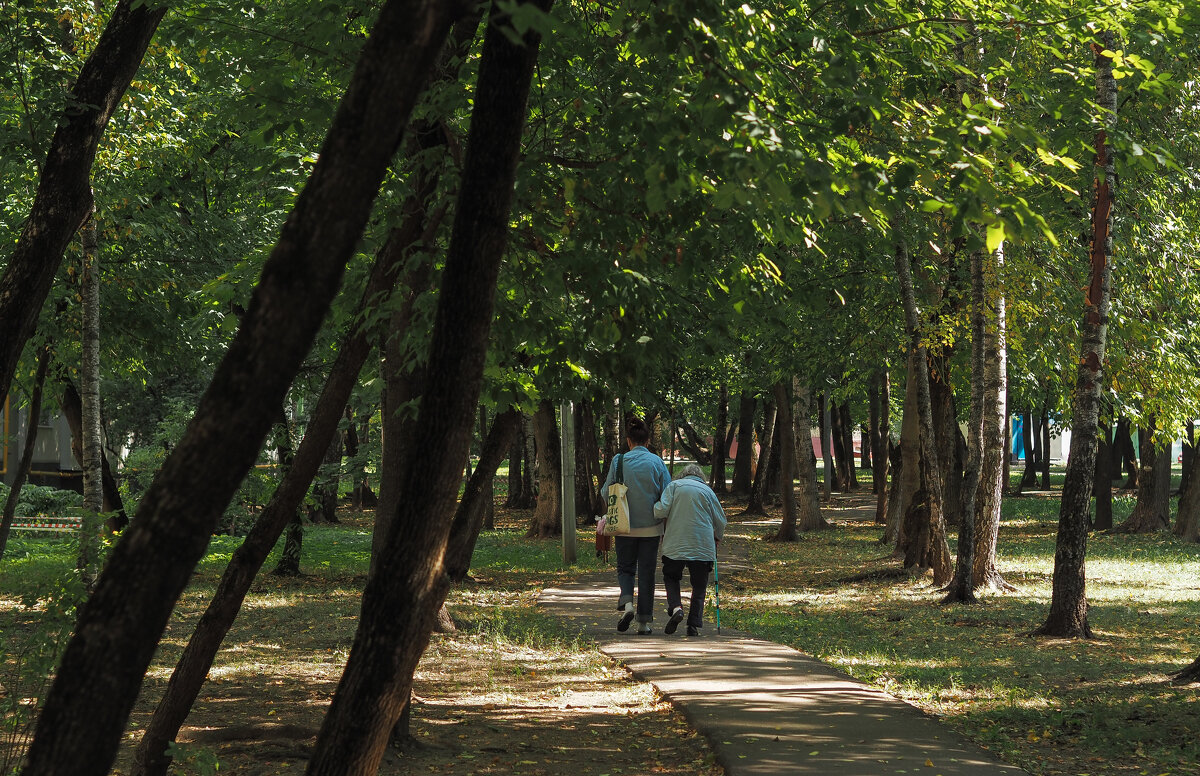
[539,574,1027,776]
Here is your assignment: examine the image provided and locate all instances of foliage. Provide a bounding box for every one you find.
[0,483,82,517]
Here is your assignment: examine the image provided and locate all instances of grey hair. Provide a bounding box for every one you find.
[676,463,705,480]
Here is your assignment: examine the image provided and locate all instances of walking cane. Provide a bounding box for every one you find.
[713,556,721,635]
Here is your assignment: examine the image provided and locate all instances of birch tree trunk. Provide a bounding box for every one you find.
[972,245,1013,591]
[1034,31,1117,639]
[77,208,104,590]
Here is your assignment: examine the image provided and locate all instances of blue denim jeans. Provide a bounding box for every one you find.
[615,535,660,623]
[662,556,713,629]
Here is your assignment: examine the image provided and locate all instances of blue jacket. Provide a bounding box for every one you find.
[654,475,727,561]
[601,446,671,532]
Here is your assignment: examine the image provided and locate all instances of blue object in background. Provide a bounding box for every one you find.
[1012,415,1025,460]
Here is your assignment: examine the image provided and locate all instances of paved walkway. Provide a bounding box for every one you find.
[539,571,1027,776]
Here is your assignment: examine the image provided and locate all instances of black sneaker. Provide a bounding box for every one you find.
[664,607,684,635]
[686,626,700,637]
[617,603,635,632]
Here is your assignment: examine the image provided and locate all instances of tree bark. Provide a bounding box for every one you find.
[1177,438,1200,542]
[505,418,528,507]
[0,346,51,560]
[792,379,828,532]
[1093,411,1114,531]
[304,5,549,772]
[870,369,891,523]
[1039,409,1052,488]
[59,378,127,528]
[829,399,849,491]
[677,416,712,466]
[710,383,728,492]
[0,0,167,414]
[527,399,562,538]
[23,4,462,773]
[743,398,777,515]
[307,433,343,523]
[1115,420,1171,534]
[770,381,799,541]
[840,403,858,488]
[575,402,602,518]
[971,244,1012,593]
[1034,31,1116,640]
[944,247,986,604]
[893,242,953,585]
[731,391,756,496]
[819,392,834,499]
[1114,416,1138,488]
[1179,423,1195,502]
[77,208,104,589]
[1017,411,1036,492]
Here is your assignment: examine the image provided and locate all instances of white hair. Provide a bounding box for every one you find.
[676,463,705,480]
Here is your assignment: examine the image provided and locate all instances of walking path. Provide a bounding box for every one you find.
[539,561,1027,776]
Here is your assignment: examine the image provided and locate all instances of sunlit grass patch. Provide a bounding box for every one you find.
[721,489,1200,776]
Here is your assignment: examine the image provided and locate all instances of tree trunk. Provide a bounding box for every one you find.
[731,391,756,497]
[677,416,713,466]
[840,403,859,488]
[743,399,777,515]
[770,381,799,541]
[944,246,987,604]
[0,0,166,414]
[1177,437,1200,542]
[971,244,1012,593]
[1016,411,1036,492]
[23,4,462,773]
[881,437,904,545]
[870,370,891,523]
[1094,412,1114,531]
[307,433,343,524]
[304,6,549,773]
[272,512,304,576]
[819,392,834,499]
[893,242,953,585]
[77,210,104,589]
[59,379,127,528]
[0,346,51,560]
[575,402,602,519]
[1114,416,1138,488]
[1039,408,1052,488]
[930,362,963,529]
[1115,421,1171,534]
[505,418,527,508]
[792,379,827,532]
[830,399,850,491]
[1179,422,1195,501]
[1034,32,1116,640]
[860,426,871,470]
[711,383,728,492]
[527,400,561,538]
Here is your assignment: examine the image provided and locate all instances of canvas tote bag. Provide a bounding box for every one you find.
[602,454,631,535]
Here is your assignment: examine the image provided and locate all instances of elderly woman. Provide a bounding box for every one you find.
[653,463,727,636]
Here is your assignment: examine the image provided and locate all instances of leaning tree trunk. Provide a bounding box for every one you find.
[893,242,953,585]
[304,7,550,774]
[0,346,51,560]
[743,399,777,515]
[792,378,827,532]
[1034,31,1116,640]
[527,399,562,538]
[711,383,729,492]
[0,0,166,413]
[21,4,461,774]
[1115,421,1171,534]
[128,116,460,772]
[731,391,756,497]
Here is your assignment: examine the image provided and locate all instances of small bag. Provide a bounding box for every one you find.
[602,454,631,536]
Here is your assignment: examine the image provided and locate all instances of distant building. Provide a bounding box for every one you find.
[1,398,83,492]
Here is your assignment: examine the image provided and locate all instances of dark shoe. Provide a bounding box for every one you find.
[636,622,652,636]
[686,626,700,637]
[617,603,635,632]
[664,607,684,635]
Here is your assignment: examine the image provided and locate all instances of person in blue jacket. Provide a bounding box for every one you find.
[601,418,671,635]
[654,463,727,636]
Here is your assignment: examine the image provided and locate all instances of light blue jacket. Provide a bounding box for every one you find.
[654,475,727,561]
[601,446,671,531]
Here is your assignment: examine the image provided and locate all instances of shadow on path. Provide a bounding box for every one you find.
[540,572,1027,776]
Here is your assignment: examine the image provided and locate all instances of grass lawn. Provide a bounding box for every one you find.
[718,478,1200,776]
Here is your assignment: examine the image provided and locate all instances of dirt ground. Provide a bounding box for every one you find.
[104,509,724,776]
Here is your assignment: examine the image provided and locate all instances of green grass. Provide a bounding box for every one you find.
[720,491,1200,776]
